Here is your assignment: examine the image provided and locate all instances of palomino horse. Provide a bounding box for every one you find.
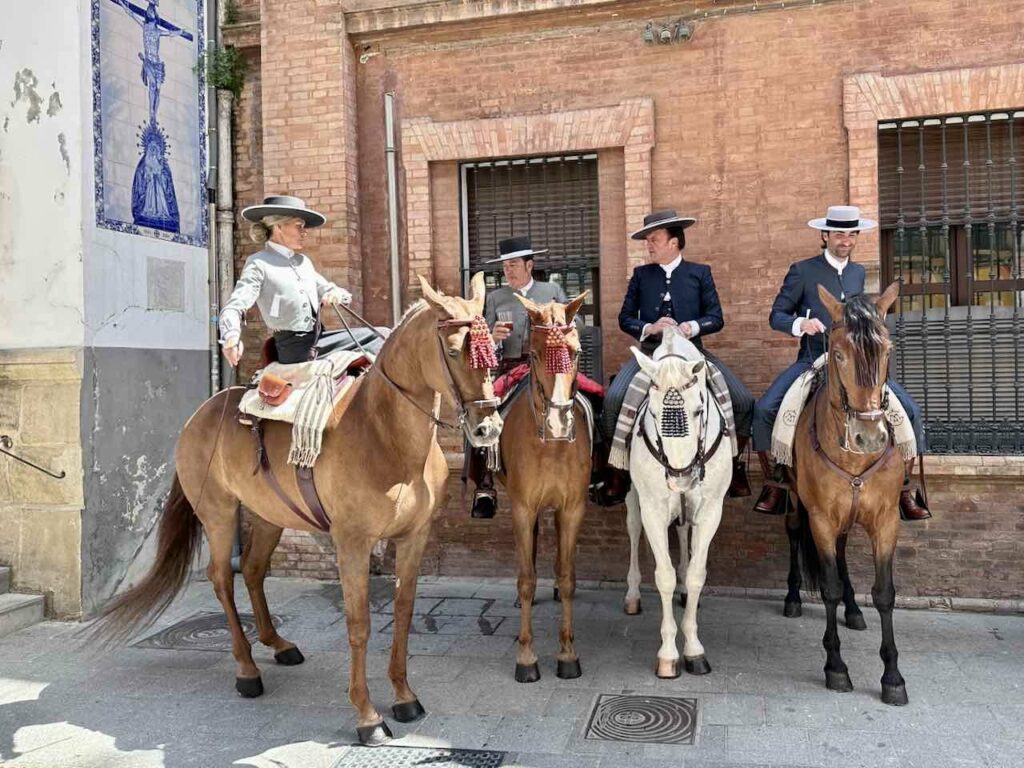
[91,274,503,745]
[794,283,908,705]
[499,293,591,683]
[624,328,732,678]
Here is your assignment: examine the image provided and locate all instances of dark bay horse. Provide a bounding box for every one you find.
[498,293,591,683]
[794,282,909,705]
[90,274,503,745]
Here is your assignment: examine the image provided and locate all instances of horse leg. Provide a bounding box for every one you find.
[837,534,866,631]
[512,502,541,683]
[676,520,691,608]
[816,534,853,693]
[783,505,803,618]
[335,540,391,746]
[513,518,541,608]
[554,501,584,679]
[871,535,908,705]
[624,488,643,615]
[205,511,263,697]
[642,507,680,679]
[241,515,304,664]
[680,503,721,675]
[388,529,429,722]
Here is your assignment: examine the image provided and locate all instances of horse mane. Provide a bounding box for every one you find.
[842,294,888,388]
[653,325,699,362]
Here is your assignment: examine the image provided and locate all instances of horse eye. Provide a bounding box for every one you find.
[448,348,460,358]
[834,350,844,362]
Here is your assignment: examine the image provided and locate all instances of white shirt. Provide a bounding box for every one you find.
[640,253,700,341]
[517,279,535,296]
[791,249,849,337]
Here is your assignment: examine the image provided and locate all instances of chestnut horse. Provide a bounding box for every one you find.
[499,293,592,683]
[90,274,503,745]
[794,282,909,705]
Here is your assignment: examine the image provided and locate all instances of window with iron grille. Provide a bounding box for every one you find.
[460,154,603,379]
[878,111,1024,453]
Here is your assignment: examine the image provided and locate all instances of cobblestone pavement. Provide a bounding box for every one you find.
[0,575,1021,767]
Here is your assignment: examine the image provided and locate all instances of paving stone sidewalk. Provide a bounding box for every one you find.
[0,576,1021,768]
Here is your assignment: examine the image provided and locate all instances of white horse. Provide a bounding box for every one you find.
[622,329,732,678]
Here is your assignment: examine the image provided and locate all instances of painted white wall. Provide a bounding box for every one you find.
[0,2,86,350]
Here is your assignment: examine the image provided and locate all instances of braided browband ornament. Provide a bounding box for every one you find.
[543,325,574,375]
[467,315,498,370]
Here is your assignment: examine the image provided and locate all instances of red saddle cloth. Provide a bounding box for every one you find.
[493,363,606,399]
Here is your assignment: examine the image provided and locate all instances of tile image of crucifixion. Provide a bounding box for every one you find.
[109,0,193,234]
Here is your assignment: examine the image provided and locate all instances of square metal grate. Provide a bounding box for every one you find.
[331,746,506,768]
[585,693,699,745]
[133,611,282,652]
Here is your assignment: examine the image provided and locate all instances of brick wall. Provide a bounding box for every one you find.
[229,0,1024,598]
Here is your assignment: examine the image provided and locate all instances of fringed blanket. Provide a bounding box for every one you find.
[239,350,368,468]
[771,354,917,466]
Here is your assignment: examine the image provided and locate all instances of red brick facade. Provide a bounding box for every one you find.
[224,0,1024,600]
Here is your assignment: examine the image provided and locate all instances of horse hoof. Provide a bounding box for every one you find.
[553,587,561,603]
[235,676,264,698]
[845,612,868,631]
[825,670,854,693]
[656,658,680,679]
[783,601,802,618]
[624,599,642,615]
[392,699,426,722]
[356,720,394,747]
[515,662,541,683]
[684,655,712,675]
[274,646,305,666]
[881,683,909,706]
[557,659,582,679]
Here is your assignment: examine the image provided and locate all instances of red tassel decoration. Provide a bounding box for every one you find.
[468,315,498,370]
[544,327,573,374]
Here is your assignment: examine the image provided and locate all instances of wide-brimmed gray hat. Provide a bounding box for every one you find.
[241,195,326,228]
[484,235,548,264]
[808,205,877,232]
[630,209,697,240]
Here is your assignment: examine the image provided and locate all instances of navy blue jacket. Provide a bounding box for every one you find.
[769,253,866,361]
[618,260,724,351]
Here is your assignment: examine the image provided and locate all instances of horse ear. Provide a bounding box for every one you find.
[417,274,452,317]
[817,284,844,323]
[564,291,589,324]
[514,292,543,321]
[688,358,706,376]
[468,272,487,313]
[630,346,659,381]
[875,281,900,316]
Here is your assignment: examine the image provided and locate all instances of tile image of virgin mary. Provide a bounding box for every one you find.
[109,0,193,233]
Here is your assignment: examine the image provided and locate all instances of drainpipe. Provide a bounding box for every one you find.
[215,0,236,390]
[208,201,219,394]
[384,92,401,324]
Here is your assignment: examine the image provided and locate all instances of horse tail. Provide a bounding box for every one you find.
[87,473,202,644]
[797,498,823,591]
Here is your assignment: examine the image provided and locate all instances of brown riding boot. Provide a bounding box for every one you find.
[752,450,787,515]
[728,437,752,498]
[899,458,932,521]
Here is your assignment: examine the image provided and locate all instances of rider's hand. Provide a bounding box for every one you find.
[322,288,352,307]
[800,318,828,336]
[647,317,678,337]
[223,341,243,367]
[492,323,513,342]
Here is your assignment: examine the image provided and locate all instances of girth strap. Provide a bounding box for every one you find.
[250,420,331,532]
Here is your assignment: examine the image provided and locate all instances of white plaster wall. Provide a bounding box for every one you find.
[0,3,86,350]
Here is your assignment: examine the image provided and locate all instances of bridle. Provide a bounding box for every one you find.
[826,321,890,452]
[527,322,580,442]
[637,354,725,485]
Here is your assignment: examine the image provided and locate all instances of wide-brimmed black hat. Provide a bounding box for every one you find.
[484,235,549,264]
[241,195,326,228]
[630,209,697,240]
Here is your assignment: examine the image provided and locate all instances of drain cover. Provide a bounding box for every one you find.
[331,746,506,768]
[585,693,698,745]
[134,611,282,652]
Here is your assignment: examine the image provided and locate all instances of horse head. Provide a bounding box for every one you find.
[817,282,900,455]
[517,291,588,441]
[417,272,503,447]
[632,328,713,493]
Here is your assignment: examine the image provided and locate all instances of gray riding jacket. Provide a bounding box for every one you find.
[219,242,350,345]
